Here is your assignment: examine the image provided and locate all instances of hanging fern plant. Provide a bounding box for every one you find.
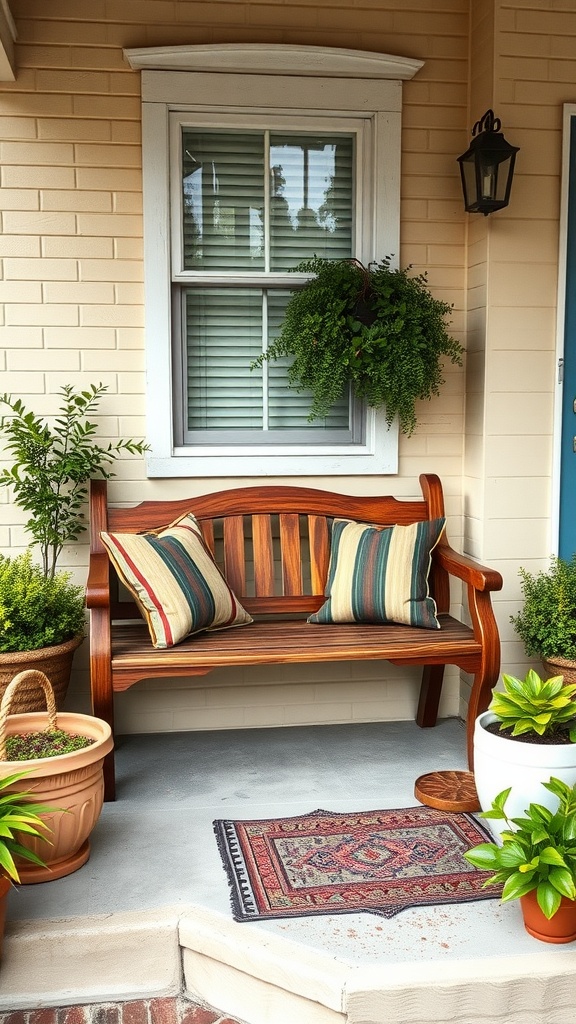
[253,257,464,436]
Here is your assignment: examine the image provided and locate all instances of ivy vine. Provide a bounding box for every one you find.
[253,257,464,436]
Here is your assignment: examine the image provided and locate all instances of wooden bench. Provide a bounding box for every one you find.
[86,473,503,800]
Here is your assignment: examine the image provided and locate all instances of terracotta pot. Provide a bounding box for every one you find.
[0,669,113,884]
[0,875,10,961]
[473,710,576,840]
[0,634,84,713]
[520,889,576,943]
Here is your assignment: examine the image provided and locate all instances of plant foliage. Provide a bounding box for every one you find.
[0,771,53,883]
[464,777,576,920]
[511,555,576,660]
[253,257,463,435]
[0,551,85,653]
[0,383,149,578]
[489,669,576,741]
[6,729,93,761]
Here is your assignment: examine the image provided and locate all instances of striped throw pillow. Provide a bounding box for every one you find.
[308,517,446,629]
[100,514,252,649]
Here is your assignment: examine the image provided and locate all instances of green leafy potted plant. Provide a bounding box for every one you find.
[0,383,148,711]
[0,669,113,883]
[511,554,576,681]
[464,777,576,943]
[0,770,53,958]
[253,256,463,435]
[473,669,576,838]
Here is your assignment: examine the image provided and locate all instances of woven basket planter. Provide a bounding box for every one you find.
[0,668,113,883]
[542,655,576,686]
[0,634,83,713]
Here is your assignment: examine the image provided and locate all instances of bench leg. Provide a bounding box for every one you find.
[416,664,445,728]
[90,613,116,802]
[466,664,499,772]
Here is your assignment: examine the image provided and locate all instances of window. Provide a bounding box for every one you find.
[128,45,423,476]
[174,120,361,446]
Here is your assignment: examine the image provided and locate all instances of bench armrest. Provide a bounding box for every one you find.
[435,543,503,593]
[86,552,111,609]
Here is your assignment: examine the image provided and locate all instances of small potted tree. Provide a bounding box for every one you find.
[465,777,576,943]
[252,256,463,435]
[0,383,148,711]
[473,669,576,837]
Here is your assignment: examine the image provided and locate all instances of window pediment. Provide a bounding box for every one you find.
[124,42,423,81]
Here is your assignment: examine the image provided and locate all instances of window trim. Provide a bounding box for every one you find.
[130,45,423,477]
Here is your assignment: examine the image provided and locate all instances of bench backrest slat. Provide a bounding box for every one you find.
[253,514,275,596]
[308,515,330,595]
[222,516,246,595]
[201,519,216,558]
[91,476,446,618]
[280,513,303,596]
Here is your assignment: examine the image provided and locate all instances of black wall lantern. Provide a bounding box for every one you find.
[457,109,519,215]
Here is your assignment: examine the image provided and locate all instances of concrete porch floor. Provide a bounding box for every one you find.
[2,718,576,1023]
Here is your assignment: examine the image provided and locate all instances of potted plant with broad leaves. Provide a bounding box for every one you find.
[0,383,148,711]
[0,770,53,958]
[473,669,576,837]
[0,669,113,883]
[464,777,576,943]
[252,256,463,436]
[511,554,576,683]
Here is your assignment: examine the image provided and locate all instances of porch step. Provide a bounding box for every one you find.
[2,904,576,1024]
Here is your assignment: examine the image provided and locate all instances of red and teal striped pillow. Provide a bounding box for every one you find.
[308,517,446,629]
[100,514,252,649]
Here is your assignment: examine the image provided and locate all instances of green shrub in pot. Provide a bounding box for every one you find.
[511,555,576,663]
[0,551,86,655]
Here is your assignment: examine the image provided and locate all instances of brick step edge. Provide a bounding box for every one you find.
[0,995,246,1024]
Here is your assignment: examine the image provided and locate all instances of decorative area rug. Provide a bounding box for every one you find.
[213,805,503,922]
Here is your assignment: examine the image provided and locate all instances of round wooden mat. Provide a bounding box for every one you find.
[414,770,480,812]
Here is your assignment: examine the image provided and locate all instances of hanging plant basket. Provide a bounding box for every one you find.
[253,257,463,436]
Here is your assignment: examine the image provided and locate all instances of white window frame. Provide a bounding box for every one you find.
[125,44,423,477]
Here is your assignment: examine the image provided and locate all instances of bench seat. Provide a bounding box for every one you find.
[110,616,481,688]
[87,473,503,800]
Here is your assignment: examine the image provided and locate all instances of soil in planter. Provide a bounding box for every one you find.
[484,722,575,745]
[6,729,94,761]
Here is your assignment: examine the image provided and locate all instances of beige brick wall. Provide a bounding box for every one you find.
[0,0,565,736]
[459,0,576,718]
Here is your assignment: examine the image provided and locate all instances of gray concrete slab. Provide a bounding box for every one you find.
[5,718,558,966]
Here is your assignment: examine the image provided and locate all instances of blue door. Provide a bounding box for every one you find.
[559,111,576,560]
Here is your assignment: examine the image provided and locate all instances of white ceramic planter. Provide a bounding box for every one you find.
[473,711,576,840]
